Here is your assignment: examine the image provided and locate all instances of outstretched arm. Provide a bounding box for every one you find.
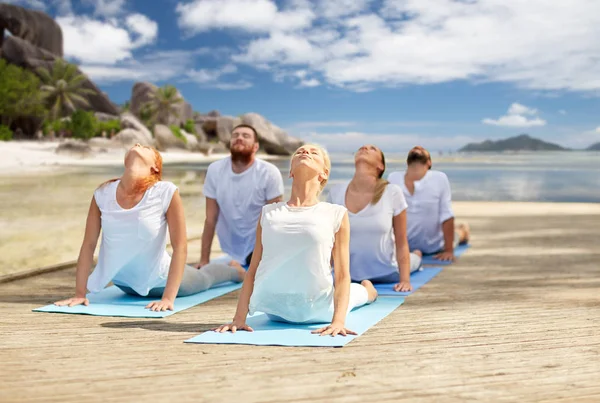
[198,197,219,267]
[312,212,357,337]
[54,196,101,306]
[146,190,187,311]
[392,210,413,292]
[214,217,264,333]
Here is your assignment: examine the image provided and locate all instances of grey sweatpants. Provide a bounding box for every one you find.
[115,262,241,298]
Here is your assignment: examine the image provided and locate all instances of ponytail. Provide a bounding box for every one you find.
[372,178,388,205]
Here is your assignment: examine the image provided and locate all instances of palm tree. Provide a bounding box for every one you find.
[143,85,182,126]
[37,59,97,120]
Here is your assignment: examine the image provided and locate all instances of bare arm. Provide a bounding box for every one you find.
[146,190,187,311]
[330,212,352,326]
[55,197,101,306]
[434,217,456,261]
[214,217,264,333]
[199,197,219,266]
[393,211,412,291]
[267,196,282,204]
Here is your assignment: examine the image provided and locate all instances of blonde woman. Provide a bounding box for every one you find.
[214,144,377,337]
[54,144,245,312]
[328,145,422,292]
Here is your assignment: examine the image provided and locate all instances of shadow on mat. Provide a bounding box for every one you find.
[101,320,222,333]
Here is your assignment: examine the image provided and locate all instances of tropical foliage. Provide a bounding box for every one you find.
[37,59,97,120]
[0,59,46,127]
[143,85,182,126]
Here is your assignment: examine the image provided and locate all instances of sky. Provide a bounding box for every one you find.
[5,0,600,152]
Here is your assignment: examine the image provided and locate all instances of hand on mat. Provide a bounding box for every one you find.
[213,319,254,333]
[434,250,455,262]
[394,281,413,292]
[145,298,174,312]
[54,296,89,307]
[311,322,357,337]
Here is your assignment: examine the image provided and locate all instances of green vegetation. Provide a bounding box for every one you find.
[144,85,182,126]
[183,119,196,135]
[37,60,97,120]
[0,125,13,141]
[96,119,121,137]
[0,59,46,128]
[70,110,97,139]
[169,125,187,144]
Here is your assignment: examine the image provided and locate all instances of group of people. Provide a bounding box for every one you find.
[55,124,469,337]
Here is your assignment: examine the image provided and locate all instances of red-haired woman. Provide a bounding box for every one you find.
[55,144,245,312]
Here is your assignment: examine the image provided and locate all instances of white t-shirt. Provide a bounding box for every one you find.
[327,182,408,281]
[249,202,347,323]
[388,170,454,254]
[203,157,283,263]
[87,180,178,296]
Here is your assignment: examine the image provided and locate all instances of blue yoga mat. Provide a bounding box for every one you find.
[374,267,443,296]
[421,244,470,265]
[33,282,242,318]
[184,297,404,347]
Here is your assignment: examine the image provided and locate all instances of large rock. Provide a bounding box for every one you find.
[216,116,237,144]
[239,113,303,155]
[94,112,119,122]
[0,3,63,56]
[181,129,199,151]
[154,124,186,151]
[130,82,194,127]
[113,128,154,148]
[2,36,120,116]
[120,113,152,143]
[55,140,92,156]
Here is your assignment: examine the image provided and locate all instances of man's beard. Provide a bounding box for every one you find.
[407,150,429,165]
[230,148,254,164]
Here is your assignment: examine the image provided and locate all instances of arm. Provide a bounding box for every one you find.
[198,197,219,267]
[146,190,187,311]
[267,196,282,204]
[312,212,357,337]
[392,211,413,292]
[435,174,455,261]
[214,217,264,333]
[54,197,101,306]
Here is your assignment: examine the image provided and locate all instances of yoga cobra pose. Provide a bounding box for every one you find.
[328,144,422,292]
[214,144,377,336]
[55,144,245,312]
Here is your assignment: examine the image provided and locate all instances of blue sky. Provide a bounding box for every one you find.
[7,0,600,151]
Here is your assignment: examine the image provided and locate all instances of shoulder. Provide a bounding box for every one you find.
[94,180,117,202]
[385,183,403,197]
[327,182,348,202]
[262,201,284,214]
[149,180,178,200]
[256,158,281,175]
[429,170,450,184]
[387,171,404,184]
[207,156,230,173]
[321,201,347,215]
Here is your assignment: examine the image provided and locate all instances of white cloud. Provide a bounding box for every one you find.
[186,64,252,90]
[483,103,547,128]
[83,0,126,17]
[187,0,600,93]
[58,14,157,64]
[596,127,600,133]
[176,0,314,34]
[298,78,321,87]
[559,110,567,115]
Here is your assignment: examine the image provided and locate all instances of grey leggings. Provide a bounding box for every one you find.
[114,262,241,298]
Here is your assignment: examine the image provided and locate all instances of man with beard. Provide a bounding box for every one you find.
[388,146,470,262]
[196,124,284,269]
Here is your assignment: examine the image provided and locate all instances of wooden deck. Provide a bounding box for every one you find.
[1,202,600,402]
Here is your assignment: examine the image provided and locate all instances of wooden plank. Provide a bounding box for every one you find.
[1,210,599,402]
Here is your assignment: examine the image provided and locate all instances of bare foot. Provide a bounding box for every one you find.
[360,280,378,303]
[228,260,246,282]
[412,249,423,257]
[458,222,471,244]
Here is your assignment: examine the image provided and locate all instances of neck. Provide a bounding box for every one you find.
[230,154,255,174]
[405,165,427,182]
[350,165,379,190]
[120,163,150,194]
[289,176,321,207]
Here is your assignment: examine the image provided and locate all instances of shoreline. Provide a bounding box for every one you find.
[0,140,284,176]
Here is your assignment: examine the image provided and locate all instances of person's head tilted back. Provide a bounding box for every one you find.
[230,124,259,164]
[289,144,331,196]
[406,145,432,170]
[99,143,162,192]
[354,144,388,204]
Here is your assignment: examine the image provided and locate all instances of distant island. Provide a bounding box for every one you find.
[459,134,569,152]
[587,142,600,151]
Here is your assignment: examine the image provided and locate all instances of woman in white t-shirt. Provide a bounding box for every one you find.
[214,144,377,337]
[54,144,245,312]
[328,145,422,292]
